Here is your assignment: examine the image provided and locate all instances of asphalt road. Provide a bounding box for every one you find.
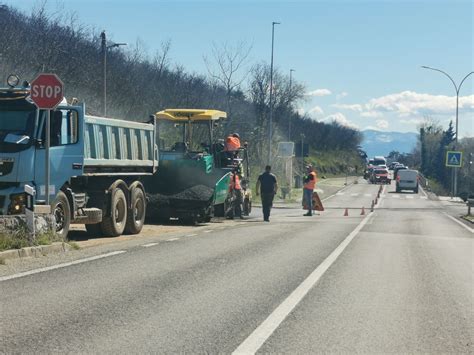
[1,179,472,354]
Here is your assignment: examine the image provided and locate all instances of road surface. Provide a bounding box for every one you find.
[1,179,472,353]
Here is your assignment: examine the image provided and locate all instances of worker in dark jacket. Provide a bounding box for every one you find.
[256,165,278,222]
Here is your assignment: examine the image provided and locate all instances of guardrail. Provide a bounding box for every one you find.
[418,173,430,192]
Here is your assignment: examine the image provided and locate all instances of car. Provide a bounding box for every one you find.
[388,161,399,170]
[370,168,391,184]
[396,169,419,193]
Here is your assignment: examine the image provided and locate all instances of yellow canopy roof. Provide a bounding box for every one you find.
[155,109,227,122]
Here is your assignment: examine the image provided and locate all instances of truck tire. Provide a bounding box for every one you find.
[85,223,103,237]
[51,191,71,240]
[124,187,146,235]
[101,187,127,237]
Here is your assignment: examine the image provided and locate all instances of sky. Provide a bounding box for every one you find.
[3,0,473,136]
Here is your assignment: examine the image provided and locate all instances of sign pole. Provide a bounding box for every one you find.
[45,109,50,205]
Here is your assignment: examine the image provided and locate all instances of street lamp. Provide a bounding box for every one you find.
[421,66,473,196]
[268,21,280,164]
[288,68,295,141]
[101,31,127,117]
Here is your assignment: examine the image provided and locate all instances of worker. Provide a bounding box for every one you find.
[224,133,241,152]
[229,167,244,219]
[256,165,278,222]
[303,165,317,216]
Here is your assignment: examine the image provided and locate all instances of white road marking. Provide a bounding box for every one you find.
[405,195,414,199]
[233,188,386,354]
[203,230,212,233]
[336,192,345,196]
[0,251,126,282]
[443,213,474,234]
[186,234,198,237]
[420,186,429,198]
[350,193,359,197]
[420,196,428,199]
[364,194,372,197]
[392,195,400,198]
[142,242,159,248]
[166,238,180,242]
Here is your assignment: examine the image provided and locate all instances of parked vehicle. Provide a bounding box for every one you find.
[0,81,158,239]
[396,169,419,193]
[145,109,252,224]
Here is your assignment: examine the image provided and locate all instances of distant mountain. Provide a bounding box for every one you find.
[361,130,418,158]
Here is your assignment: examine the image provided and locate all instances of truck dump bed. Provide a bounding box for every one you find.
[83,115,157,175]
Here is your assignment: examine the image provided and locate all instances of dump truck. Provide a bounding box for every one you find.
[0,78,158,239]
[145,109,251,224]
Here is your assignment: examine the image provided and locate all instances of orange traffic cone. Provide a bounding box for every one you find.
[344,208,349,216]
[360,207,365,215]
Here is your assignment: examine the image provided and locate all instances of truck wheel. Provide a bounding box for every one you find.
[85,223,103,237]
[125,187,146,235]
[51,191,71,240]
[101,188,127,237]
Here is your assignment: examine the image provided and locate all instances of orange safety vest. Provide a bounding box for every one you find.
[224,136,241,151]
[304,171,317,190]
[230,173,242,191]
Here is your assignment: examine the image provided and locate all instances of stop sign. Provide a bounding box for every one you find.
[30,73,64,109]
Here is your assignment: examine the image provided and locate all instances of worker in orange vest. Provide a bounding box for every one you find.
[303,165,317,216]
[224,133,241,152]
[229,168,244,219]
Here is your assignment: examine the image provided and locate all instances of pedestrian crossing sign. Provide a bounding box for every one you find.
[446,151,462,168]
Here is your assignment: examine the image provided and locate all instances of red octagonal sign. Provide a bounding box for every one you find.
[30,73,64,109]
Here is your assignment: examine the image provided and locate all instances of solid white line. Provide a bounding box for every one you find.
[420,185,429,198]
[142,242,159,248]
[186,234,198,237]
[233,188,385,354]
[0,251,126,282]
[336,192,345,196]
[442,212,474,234]
[166,238,180,242]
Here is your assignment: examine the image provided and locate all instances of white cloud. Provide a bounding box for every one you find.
[336,91,348,99]
[376,119,389,129]
[366,91,474,116]
[331,103,363,111]
[331,91,474,121]
[320,112,359,129]
[296,108,306,116]
[308,106,324,116]
[305,88,332,97]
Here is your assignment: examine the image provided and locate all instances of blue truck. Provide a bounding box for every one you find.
[0,79,158,239]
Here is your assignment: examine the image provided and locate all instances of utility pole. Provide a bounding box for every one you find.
[288,68,295,141]
[268,21,280,164]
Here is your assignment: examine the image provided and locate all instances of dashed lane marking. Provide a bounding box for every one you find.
[142,243,159,248]
[350,193,360,197]
[392,195,400,198]
[166,238,180,242]
[336,192,345,196]
[364,194,372,197]
[203,230,212,233]
[405,195,414,199]
[0,251,126,282]
[186,234,198,237]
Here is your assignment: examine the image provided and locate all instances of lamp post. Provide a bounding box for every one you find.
[288,68,295,141]
[421,66,473,197]
[268,21,280,164]
[101,31,127,117]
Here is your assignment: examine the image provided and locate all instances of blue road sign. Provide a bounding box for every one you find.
[446,151,463,168]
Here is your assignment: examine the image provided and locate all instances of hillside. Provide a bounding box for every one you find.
[361,130,418,158]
